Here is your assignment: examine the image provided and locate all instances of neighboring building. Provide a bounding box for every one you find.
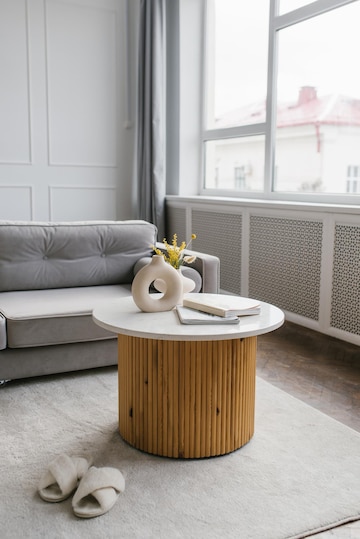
[208,86,360,194]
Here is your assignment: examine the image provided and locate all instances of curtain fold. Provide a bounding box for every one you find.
[137,0,166,239]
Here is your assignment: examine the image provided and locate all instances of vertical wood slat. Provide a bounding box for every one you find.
[184,343,190,458]
[194,341,202,458]
[117,335,256,458]
[178,341,185,458]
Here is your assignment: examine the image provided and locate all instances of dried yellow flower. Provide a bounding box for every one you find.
[151,233,197,269]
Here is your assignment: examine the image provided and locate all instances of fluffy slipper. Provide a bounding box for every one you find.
[38,454,92,502]
[72,466,125,518]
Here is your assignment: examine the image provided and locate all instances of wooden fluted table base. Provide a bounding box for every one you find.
[118,335,257,458]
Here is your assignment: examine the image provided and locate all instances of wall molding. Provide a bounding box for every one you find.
[48,184,116,220]
[0,185,33,219]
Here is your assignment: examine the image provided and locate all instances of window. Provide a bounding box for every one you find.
[205,136,265,192]
[202,0,360,204]
[347,165,360,193]
[203,0,268,195]
[204,0,268,130]
[278,0,314,14]
[234,167,246,190]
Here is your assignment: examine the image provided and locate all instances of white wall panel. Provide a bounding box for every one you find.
[0,0,135,221]
[0,186,32,219]
[49,186,116,220]
[0,0,31,164]
[46,0,118,166]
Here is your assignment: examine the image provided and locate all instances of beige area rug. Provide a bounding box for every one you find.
[1,367,360,539]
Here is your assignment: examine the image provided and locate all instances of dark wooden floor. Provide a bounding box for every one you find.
[257,322,360,538]
[257,321,360,432]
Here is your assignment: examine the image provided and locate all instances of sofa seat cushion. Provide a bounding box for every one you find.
[0,285,132,348]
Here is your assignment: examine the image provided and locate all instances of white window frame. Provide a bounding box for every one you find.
[200,0,360,205]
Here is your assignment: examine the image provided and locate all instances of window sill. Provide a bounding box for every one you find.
[166,195,360,216]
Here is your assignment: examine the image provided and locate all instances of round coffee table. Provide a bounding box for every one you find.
[93,294,284,458]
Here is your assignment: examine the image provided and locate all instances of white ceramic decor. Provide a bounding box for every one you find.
[131,255,183,312]
[154,267,195,298]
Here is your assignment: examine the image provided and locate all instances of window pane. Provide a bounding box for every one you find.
[205,0,269,129]
[279,0,313,15]
[274,2,360,194]
[204,136,265,191]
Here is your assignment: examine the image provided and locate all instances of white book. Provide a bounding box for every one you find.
[183,293,261,318]
[176,305,240,325]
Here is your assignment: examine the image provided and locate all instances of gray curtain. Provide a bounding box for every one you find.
[137,0,166,239]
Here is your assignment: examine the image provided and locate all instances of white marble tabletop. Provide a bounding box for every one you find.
[92,294,285,341]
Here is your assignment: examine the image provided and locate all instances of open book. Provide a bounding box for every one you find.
[176,305,240,325]
[183,293,261,318]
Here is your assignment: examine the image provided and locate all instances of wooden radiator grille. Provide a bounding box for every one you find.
[249,216,323,320]
[165,206,187,243]
[191,210,242,294]
[331,224,360,335]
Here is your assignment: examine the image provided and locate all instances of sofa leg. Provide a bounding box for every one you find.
[0,379,10,388]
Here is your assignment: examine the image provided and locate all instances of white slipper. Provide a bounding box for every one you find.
[38,454,92,502]
[72,466,125,518]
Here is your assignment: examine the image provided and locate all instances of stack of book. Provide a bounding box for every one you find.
[176,294,261,325]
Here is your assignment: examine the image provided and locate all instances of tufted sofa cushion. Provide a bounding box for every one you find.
[0,220,157,292]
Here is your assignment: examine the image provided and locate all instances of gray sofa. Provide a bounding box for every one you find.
[0,220,219,382]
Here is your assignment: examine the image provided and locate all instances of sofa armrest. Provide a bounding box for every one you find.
[0,313,6,350]
[155,243,220,294]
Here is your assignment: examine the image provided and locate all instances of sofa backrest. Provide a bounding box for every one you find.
[0,220,157,292]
